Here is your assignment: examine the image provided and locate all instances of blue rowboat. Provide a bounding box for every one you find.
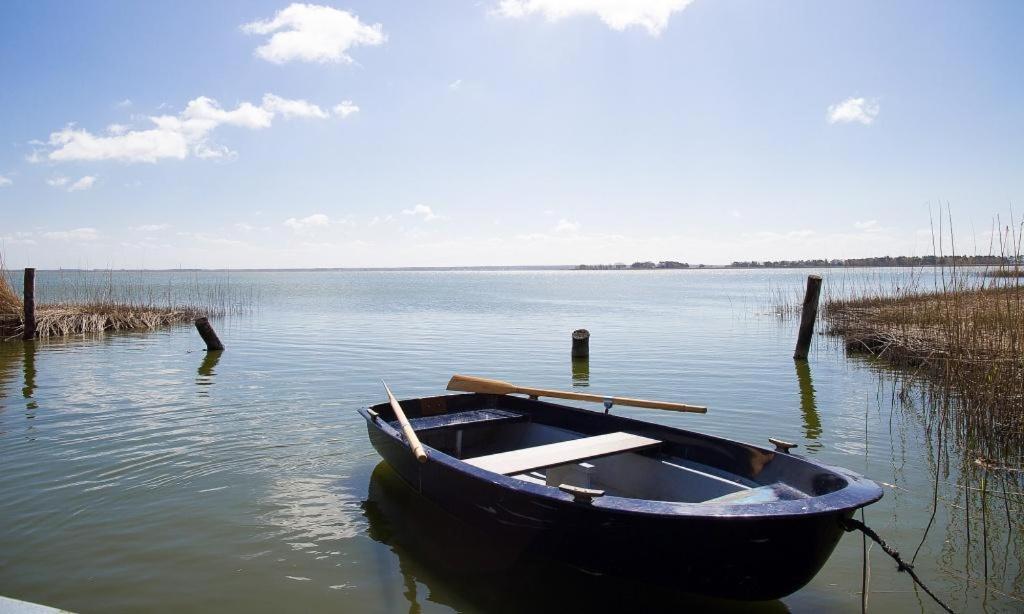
[360,388,881,600]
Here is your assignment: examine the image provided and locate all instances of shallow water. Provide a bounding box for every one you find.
[0,269,1020,612]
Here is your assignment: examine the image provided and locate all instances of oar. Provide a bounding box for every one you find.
[382,381,428,463]
[446,374,707,414]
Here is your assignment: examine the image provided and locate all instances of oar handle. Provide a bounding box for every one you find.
[383,381,428,463]
[446,374,706,414]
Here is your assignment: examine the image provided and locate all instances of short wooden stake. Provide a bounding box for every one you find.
[194,317,225,351]
[22,268,36,341]
[793,275,822,360]
[571,329,590,358]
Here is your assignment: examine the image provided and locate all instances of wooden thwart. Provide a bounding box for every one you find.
[464,431,661,475]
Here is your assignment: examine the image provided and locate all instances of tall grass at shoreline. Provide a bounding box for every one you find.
[822,217,1024,460]
[0,266,256,340]
[0,257,21,317]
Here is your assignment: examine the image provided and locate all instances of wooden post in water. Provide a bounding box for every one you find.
[22,268,36,341]
[194,317,224,351]
[793,275,822,360]
[571,329,590,358]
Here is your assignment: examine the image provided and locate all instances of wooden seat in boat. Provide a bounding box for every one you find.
[464,432,661,475]
[395,409,526,433]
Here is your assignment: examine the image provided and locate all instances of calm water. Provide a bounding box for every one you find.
[0,270,1020,612]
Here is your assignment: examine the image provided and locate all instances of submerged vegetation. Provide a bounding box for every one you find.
[0,264,255,340]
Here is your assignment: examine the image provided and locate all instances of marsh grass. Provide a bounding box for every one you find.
[0,256,22,317]
[1,265,256,340]
[984,268,1024,278]
[824,215,1024,457]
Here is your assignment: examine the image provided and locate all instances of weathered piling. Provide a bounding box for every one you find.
[793,275,822,360]
[194,317,224,351]
[571,329,590,358]
[22,268,35,341]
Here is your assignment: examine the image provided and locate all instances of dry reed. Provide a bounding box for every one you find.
[824,215,1024,457]
[0,255,22,317]
[31,303,204,337]
[1,264,255,340]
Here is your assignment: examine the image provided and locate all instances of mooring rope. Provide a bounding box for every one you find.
[842,517,956,614]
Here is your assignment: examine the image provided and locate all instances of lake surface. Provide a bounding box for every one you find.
[0,269,1020,612]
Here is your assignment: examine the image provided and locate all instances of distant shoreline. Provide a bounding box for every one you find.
[14,261,1018,273]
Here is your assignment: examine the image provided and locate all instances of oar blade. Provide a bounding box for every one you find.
[446,374,517,395]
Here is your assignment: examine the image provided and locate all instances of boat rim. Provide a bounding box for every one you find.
[359,395,883,520]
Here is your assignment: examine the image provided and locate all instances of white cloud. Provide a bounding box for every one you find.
[1,232,36,245]
[284,213,332,231]
[193,142,237,160]
[107,123,130,135]
[854,220,882,232]
[495,0,695,36]
[43,227,98,241]
[68,176,96,192]
[333,100,359,118]
[242,3,386,64]
[827,97,880,125]
[449,79,463,91]
[555,218,580,233]
[188,233,247,247]
[48,175,96,191]
[235,222,256,232]
[402,204,438,221]
[262,93,328,119]
[0,175,11,187]
[44,93,333,164]
[132,223,170,232]
[115,99,133,108]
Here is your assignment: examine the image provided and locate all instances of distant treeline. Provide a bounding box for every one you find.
[576,255,1019,271]
[728,255,1015,268]
[576,261,694,270]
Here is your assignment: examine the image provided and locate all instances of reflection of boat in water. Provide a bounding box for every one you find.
[360,378,882,601]
[362,463,790,613]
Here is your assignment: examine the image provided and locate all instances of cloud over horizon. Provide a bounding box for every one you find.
[402,204,439,221]
[44,94,337,164]
[284,213,332,231]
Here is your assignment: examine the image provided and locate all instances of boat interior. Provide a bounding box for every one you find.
[373,394,850,505]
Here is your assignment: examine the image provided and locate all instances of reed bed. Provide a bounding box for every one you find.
[984,268,1024,278]
[29,303,205,337]
[827,283,1023,444]
[822,217,1024,459]
[0,257,21,317]
[0,266,256,340]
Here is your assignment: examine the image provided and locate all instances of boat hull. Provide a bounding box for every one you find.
[362,394,879,600]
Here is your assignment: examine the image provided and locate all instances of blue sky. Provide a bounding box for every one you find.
[1,0,1022,268]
